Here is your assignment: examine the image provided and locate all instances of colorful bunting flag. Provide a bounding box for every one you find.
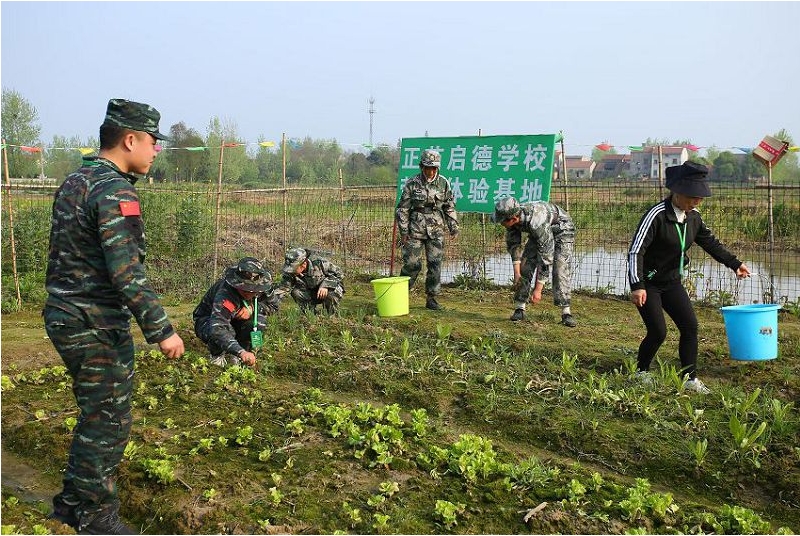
[684,144,701,151]
[789,146,799,152]
[79,147,95,155]
[185,147,207,151]
[259,141,275,148]
[736,147,753,153]
[222,143,241,148]
[595,143,612,152]
[20,145,41,153]
[627,146,643,151]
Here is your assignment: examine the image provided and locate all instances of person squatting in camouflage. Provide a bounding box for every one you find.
[44,99,185,534]
[193,257,278,368]
[395,149,459,310]
[272,247,345,314]
[493,196,577,327]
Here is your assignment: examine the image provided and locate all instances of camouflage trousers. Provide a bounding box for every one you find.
[291,284,344,314]
[513,223,575,309]
[43,307,134,521]
[400,237,445,297]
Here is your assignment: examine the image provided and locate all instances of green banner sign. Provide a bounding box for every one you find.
[397,134,558,213]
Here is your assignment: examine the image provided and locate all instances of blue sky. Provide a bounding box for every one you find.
[2,1,799,156]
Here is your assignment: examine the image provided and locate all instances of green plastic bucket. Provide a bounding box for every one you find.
[719,304,780,361]
[371,276,410,317]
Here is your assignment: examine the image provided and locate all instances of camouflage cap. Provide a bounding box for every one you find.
[282,247,308,275]
[101,98,170,141]
[224,257,272,293]
[419,149,441,168]
[492,196,521,223]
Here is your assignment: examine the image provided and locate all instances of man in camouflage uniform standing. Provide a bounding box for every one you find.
[493,196,577,327]
[395,149,459,310]
[44,99,185,534]
[193,257,276,367]
[273,247,345,314]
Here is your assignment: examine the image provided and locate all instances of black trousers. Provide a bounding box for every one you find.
[636,279,699,380]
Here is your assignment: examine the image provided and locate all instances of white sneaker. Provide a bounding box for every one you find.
[635,371,655,385]
[209,353,227,367]
[683,378,711,394]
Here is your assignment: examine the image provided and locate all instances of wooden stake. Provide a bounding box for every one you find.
[2,139,22,307]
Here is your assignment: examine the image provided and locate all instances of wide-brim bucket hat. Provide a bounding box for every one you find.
[224,257,272,293]
[665,161,712,198]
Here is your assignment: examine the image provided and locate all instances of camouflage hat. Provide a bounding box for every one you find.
[224,257,272,293]
[419,149,441,168]
[282,247,308,275]
[492,196,522,223]
[101,98,170,141]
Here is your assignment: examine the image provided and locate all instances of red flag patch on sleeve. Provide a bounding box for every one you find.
[119,201,141,216]
[221,299,236,312]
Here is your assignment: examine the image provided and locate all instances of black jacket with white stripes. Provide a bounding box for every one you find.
[628,197,742,291]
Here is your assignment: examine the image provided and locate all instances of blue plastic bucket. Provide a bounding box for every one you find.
[719,304,780,361]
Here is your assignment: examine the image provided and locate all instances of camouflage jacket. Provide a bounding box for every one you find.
[504,201,572,285]
[44,157,174,344]
[395,173,459,240]
[192,278,278,356]
[273,255,344,300]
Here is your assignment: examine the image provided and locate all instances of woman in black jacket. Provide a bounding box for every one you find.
[627,162,750,393]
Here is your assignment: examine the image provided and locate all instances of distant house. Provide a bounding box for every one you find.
[593,153,631,179]
[555,154,596,180]
[629,146,688,179]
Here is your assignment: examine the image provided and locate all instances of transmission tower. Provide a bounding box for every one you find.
[368,96,376,147]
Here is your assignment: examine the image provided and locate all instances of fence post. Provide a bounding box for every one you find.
[282,133,288,249]
[657,145,664,199]
[339,168,347,270]
[766,161,776,302]
[2,139,22,307]
[212,141,225,277]
[560,136,569,211]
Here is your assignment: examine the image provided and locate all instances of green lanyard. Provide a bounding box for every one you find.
[252,296,258,331]
[675,223,687,277]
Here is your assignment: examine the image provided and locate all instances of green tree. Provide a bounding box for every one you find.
[203,117,248,184]
[712,152,740,181]
[254,140,282,185]
[1,88,42,178]
[165,122,207,182]
[45,135,85,180]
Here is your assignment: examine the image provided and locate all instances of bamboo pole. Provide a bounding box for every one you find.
[212,141,225,276]
[766,161,776,302]
[39,143,46,179]
[339,168,347,270]
[474,128,487,281]
[2,139,22,307]
[657,145,664,199]
[282,133,288,249]
[559,134,569,211]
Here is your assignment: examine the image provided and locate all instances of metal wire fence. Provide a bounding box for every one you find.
[2,177,799,310]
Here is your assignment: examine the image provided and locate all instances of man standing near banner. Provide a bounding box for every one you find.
[396,149,459,310]
[44,99,185,534]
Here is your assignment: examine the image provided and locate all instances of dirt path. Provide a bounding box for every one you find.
[1,445,59,504]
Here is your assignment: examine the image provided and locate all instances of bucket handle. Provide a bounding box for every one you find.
[734,272,782,304]
[375,280,402,303]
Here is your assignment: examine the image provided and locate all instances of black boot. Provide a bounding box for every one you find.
[510,308,525,321]
[561,313,577,328]
[425,297,441,310]
[78,503,137,535]
[49,494,79,529]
